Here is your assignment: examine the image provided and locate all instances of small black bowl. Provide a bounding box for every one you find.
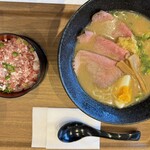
[58,0,150,124]
[0,33,47,98]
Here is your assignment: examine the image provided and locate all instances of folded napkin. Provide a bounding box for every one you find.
[32,107,101,149]
[0,0,88,5]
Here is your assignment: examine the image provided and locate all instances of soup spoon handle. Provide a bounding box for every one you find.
[96,130,140,141]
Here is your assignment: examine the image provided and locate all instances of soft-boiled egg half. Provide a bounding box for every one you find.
[114,75,132,108]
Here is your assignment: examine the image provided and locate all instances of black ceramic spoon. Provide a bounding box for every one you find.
[58,122,141,142]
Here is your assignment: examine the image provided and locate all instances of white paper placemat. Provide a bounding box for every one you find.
[32,108,48,148]
[0,0,88,5]
[32,107,101,149]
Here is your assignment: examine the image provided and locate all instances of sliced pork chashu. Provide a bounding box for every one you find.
[73,50,122,88]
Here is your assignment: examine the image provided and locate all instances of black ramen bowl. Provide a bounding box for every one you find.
[58,0,150,124]
[0,33,47,98]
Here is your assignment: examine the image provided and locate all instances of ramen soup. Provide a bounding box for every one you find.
[73,10,150,108]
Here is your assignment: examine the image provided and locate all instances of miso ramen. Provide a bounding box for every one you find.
[73,10,150,108]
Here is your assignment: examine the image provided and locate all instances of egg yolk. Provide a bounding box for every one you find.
[116,86,132,103]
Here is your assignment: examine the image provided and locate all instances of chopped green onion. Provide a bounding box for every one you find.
[141,33,150,41]
[2,63,15,72]
[12,51,19,57]
[22,39,29,45]
[111,11,119,17]
[0,42,4,48]
[3,87,12,93]
[135,35,150,74]
[137,41,143,50]
[29,47,34,52]
[5,75,11,80]
[136,33,150,41]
